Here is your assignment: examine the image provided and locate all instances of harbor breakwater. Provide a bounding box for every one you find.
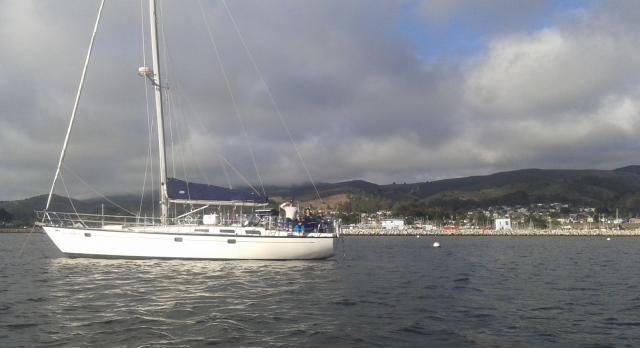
[0,228,36,233]
[341,228,640,236]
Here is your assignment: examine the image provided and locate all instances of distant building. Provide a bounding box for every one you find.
[424,224,436,231]
[494,218,512,231]
[382,219,405,230]
[442,225,459,232]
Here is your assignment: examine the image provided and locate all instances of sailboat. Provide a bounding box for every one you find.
[35,0,338,260]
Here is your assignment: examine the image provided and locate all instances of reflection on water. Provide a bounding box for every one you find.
[43,258,340,347]
[5,233,640,346]
[2,234,347,347]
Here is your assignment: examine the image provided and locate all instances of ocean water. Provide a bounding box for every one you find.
[2,233,640,347]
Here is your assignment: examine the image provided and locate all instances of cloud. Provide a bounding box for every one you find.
[461,2,640,171]
[1,0,640,201]
[465,30,640,117]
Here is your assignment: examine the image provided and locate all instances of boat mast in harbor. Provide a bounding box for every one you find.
[148,0,169,225]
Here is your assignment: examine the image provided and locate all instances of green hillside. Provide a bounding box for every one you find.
[4,166,640,225]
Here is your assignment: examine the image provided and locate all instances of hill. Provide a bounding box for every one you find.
[296,167,640,213]
[0,194,156,225]
[4,166,640,224]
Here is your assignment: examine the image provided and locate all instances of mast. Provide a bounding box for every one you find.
[149,0,169,224]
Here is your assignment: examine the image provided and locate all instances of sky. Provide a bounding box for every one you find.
[2,0,640,200]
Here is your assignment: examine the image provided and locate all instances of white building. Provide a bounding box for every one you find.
[382,219,405,230]
[494,218,512,231]
[424,224,436,231]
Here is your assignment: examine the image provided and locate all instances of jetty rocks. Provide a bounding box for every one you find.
[341,228,640,236]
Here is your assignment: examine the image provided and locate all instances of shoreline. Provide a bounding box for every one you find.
[0,227,42,233]
[341,228,640,236]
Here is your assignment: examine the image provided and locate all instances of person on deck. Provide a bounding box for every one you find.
[303,208,318,232]
[316,210,327,233]
[279,200,298,230]
[293,215,305,236]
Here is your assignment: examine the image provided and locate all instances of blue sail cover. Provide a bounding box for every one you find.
[167,178,268,204]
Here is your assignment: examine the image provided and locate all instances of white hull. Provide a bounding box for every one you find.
[43,226,336,260]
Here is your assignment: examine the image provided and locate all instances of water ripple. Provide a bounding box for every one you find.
[4,234,640,346]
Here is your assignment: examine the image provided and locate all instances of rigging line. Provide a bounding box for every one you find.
[143,2,156,221]
[158,82,190,196]
[138,131,150,218]
[166,93,179,216]
[164,79,191,189]
[167,95,177,178]
[153,6,192,200]
[148,102,156,220]
[45,0,106,211]
[219,155,262,197]
[198,0,266,196]
[138,78,153,218]
[164,87,178,184]
[179,83,213,186]
[59,173,85,227]
[221,0,323,202]
[16,224,37,258]
[156,0,178,217]
[138,0,152,218]
[219,154,233,189]
[142,64,156,220]
[158,0,177,180]
[177,118,192,201]
[167,85,203,190]
[62,166,137,216]
[154,11,210,189]
[157,13,234,190]
[168,77,211,187]
[165,90,190,190]
[139,0,147,66]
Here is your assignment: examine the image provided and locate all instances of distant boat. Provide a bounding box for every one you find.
[36,0,338,260]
